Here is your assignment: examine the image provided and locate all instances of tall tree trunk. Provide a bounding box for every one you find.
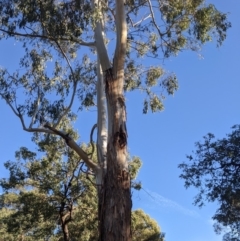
[93,0,131,240]
[98,68,132,241]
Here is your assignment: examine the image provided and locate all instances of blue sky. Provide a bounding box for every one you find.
[0,1,240,241]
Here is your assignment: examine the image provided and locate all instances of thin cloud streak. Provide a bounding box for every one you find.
[145,189,200,218]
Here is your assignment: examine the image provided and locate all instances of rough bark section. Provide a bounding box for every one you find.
[99,69,132,241]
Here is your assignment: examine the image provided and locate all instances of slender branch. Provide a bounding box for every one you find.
[128,14,151,27]
[0,94,47,134]
[146,0,180,53]
[44,124,99,171]
[67,158,82,193]
[146,0,162,37]
[89,123,97,159]
[0,93,54,134]
[0,94,20,117]
[53,40,78,128]
[0,28,95,47]
[75,161,85,191]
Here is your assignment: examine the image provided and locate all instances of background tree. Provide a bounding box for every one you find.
[179,125,240,241]
[0,121,163,241]
[0,0,230,240]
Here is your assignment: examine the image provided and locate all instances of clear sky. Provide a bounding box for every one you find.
[0,1,239,241]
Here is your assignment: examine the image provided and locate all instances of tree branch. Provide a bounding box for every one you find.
[146,0,162,38]
[0,93,20,118]
[89,123,97,159]
[128,14,151,27]
[0,28,95,47]
[44,124,99,171]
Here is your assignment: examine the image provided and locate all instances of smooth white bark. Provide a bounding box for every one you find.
[96,57,108,186]
[92,0,111,71]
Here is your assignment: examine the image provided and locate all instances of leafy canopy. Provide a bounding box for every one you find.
[0,0,231,120]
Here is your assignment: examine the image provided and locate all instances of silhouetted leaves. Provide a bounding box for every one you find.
[179,125,240,240]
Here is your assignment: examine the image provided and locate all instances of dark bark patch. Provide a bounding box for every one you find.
[105,67,114,93]
[114,124,127,149]
[117,95,125,108]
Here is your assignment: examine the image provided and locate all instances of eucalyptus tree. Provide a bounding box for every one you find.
[0,0,230,240]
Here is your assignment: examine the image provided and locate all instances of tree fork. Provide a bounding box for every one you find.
[98,68,132,241]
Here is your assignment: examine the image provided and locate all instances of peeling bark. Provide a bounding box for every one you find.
[98,68,132,241]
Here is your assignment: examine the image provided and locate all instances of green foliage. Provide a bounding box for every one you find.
[0,121,163,240]
[0,0,230,122]
[132,210,165,241]
[129,156,142,190]
[129,156,142,180]
[0,117,96,240]
[179,125,240,240]
[0,1,231,240]
[157,0,230,55]
[146,67,164,87]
